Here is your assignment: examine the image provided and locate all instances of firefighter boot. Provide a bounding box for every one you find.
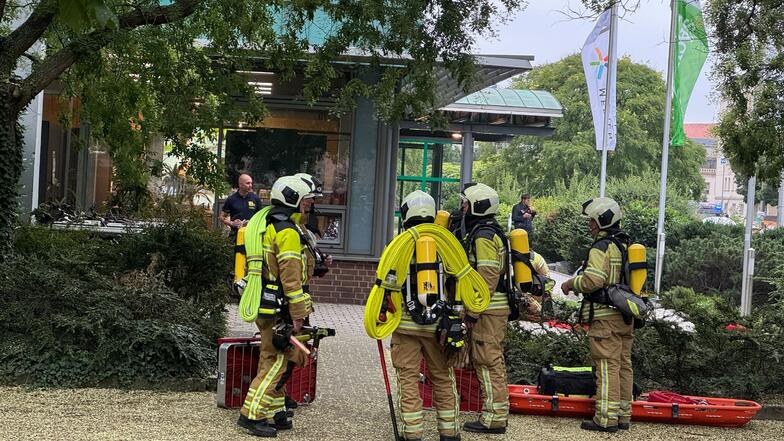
[237,415,277,437]
[273,411,293,430]
[463,421,506,434]
[285,396,299,409]
[580,419,619,433]
[440,435,461,441]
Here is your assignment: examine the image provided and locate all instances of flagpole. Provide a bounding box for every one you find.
[599,1,618,198]
[654,0,678,294]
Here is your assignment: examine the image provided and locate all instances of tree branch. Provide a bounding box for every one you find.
[11,0,203,114]
[3,0,58,64]
[0,1,8,22]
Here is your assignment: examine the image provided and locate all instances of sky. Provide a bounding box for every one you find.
[475,0,718,123]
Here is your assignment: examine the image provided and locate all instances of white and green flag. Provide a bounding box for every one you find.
[581,8,617,151]
[671,0,709,146]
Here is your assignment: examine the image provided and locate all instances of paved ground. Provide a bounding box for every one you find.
[2,300,780,440]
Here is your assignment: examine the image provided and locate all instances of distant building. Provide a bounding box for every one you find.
[688,123,746,216]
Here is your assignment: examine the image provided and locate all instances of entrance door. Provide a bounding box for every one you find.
[395,139,460,232]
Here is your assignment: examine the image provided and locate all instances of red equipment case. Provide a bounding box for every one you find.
[508,384,762,427]
[216,337,318,409]
[419,360,483,413]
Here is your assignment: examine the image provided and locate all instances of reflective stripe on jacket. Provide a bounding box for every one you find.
[573,231,623,321]
[468,230,509,316]
[263,221,310,320]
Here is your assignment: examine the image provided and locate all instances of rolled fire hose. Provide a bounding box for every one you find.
[363,223,490,339]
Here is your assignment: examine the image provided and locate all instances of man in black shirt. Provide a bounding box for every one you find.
[220,173,262,232]
[511,193,536,240]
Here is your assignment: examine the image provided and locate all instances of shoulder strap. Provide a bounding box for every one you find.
[466,220,513,293]
[603,234,630,285]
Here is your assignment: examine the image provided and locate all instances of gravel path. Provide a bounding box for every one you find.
[1,302,779,440]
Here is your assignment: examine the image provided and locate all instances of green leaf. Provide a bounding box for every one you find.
[58,0,117,31]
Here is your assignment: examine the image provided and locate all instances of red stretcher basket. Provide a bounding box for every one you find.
[508,385,762,427]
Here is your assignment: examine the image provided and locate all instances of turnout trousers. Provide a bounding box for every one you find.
[471,313,509,429]
[588,314,634,427]
[241,318,306,421]
[391,331,459,439]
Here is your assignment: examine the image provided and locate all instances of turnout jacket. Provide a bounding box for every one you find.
[572,230,624,322]
[467,228,509,317]
[262,210,312,321]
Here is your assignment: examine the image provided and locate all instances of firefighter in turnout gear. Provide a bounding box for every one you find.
[392,190,461,441]
[522,250,554,322]
[237,175,315,438]
[457,183,509,434]
[560,197,633,433]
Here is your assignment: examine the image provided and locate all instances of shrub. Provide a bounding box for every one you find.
[664,234,744,301]
[662,227,783,306]
[505,287,784,399]
[532,173,695,267]
[114,220,232,309]
[0,223,229,388]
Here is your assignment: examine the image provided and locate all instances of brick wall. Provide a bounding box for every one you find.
[309,260,377,305]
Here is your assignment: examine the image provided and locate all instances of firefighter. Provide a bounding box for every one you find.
[457,183,509,434]
[237,175,315,438]
[391,190,461,441]
[522,250,555,322]
[560,197,632,433]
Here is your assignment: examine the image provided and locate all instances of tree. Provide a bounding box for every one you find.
[736,178,780,207]
[476,54,706,199]
[707,1,783,187]
[0,0,525,255]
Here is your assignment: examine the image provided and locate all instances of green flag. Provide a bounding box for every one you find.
[671,0,709,146]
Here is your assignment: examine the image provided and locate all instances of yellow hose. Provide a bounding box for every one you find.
[238,206,272,322]
[364,223,490,339]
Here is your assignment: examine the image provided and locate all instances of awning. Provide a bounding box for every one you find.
[401,87,563,142]
[432,55,535,107]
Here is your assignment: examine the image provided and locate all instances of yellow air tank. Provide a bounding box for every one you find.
[234,227,247,283]
[628,243,647,295]
[509,229,532,291]
[415,236,439,307]
[435,210,451,228]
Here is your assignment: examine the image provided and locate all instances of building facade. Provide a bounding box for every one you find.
[690,123,747,216]
[18,57,563,304]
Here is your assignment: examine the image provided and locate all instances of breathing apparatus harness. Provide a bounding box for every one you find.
[239,206,306,323]
[578,230,650,326]
[363,224,490,343]
[459,215,552,321]
[298,224,330,278]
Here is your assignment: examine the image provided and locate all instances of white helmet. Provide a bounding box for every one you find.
[294,173,323,198]
[271,176,312,208]
[460,183,499,216]
[581,197,622,229]
[400,190,436,226]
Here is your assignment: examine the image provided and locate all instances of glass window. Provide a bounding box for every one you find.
[223,107,351,207]
[308,207,344,247]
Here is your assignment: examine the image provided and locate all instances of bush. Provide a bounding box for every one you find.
[662,226,784,306]
[505,287,784,400]
[532,173,695,267]
[504,299,590,384]
[664,234,744,302]
[0,223,229,388]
